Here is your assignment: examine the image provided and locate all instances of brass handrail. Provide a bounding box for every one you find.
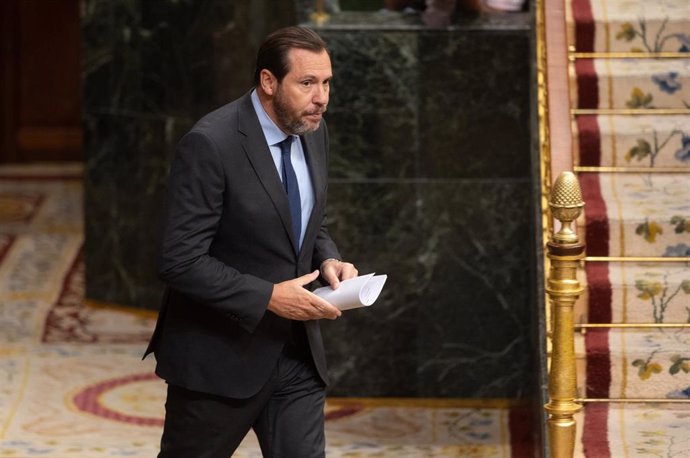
[544,171,586,458]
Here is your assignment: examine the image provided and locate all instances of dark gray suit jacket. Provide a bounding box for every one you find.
[145,91,341,399]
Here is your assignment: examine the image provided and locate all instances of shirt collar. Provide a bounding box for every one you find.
[250,89,291,146]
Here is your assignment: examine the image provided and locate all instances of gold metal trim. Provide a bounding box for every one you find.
[577,398,690,404]
[575,166,690,173]
[585,256,690,262]
[544,172,586,458]
[536,0,553,377]
[576,323,690,329]
[573,109,690,115]
[571,52,690,59]
[572,117,581,168]
[536,0,553,243]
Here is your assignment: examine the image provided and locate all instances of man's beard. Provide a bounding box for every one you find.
[274,87,326,135]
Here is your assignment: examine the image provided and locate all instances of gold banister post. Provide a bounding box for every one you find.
[544,171,585,457]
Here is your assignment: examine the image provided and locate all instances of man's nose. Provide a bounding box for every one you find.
[313,85,328,105]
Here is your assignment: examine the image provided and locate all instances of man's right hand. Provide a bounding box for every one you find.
[267,270,341,321]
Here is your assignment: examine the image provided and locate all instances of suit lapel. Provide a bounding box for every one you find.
[238,94,299,254]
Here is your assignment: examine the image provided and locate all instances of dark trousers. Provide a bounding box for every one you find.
[157,347,326,458]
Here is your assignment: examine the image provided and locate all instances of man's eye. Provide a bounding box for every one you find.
[301,81,312,87]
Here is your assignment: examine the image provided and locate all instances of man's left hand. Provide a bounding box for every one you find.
[320,259,358,290]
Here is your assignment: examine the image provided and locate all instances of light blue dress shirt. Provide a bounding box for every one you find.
[250,90,315,250]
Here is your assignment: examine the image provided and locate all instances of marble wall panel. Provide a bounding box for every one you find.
[418,30,531,179]
[83,113,186,309]
[322,179,534,397]
[321,182,424,395]
[322,31,421,179]
[326,109,418,179]
[413,181,534,397]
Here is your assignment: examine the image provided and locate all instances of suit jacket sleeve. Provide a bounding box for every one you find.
[158,131,272,334]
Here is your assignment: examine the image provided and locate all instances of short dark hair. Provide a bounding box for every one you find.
[254,26,328,85]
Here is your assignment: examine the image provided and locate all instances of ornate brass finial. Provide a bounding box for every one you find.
[310,0,330,26]
[549,171,584,244]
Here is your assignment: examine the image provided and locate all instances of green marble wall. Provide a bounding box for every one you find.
[317,19,538,398]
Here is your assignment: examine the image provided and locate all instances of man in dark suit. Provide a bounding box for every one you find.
[145,26,358,458]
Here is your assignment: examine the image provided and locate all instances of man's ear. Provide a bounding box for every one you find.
[259,69,277,96]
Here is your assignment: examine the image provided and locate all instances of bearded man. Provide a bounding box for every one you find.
[145,26,357,458]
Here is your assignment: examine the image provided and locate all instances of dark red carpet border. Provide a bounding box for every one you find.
[571,0,595,52]
[582,403,611,457]
[583,330,611,457]
[579,173,610,257]
[41,247,89,343]
[576,115,602,166]
[575,59,600,109]
[580,170,612,454]
[585,262,612,324]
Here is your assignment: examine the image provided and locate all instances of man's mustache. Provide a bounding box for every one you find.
[306,106,327,116]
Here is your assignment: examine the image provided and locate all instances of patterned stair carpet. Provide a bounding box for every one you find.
[578,261,690,324]
[574,403,690,457]
[580,173,690,258]
[575,115,690,169]
[565,0,690,455]
[0,165,532,457]
[568,0,690,53]
[573,59,690,110]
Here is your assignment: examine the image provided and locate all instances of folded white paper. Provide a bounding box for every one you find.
[313,273,387,311]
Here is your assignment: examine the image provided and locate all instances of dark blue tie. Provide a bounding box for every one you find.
[279,136,301,251]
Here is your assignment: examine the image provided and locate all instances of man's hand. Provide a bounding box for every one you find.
[320,259,358,290]
[267,270,341,321]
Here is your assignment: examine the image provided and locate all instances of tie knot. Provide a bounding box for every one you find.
[279,136,293,156]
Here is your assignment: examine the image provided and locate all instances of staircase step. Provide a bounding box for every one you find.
[579,172,690,257]
[568,0,690,53]
[575,328,690,399]
[575,402,690,457]
[575,114,690,168]
[573,58,690,109]
[576,261,690,324]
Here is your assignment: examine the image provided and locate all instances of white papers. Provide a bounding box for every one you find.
[313,273,387,311]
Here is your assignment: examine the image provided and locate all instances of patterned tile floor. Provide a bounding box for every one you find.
[0,164,528,457]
